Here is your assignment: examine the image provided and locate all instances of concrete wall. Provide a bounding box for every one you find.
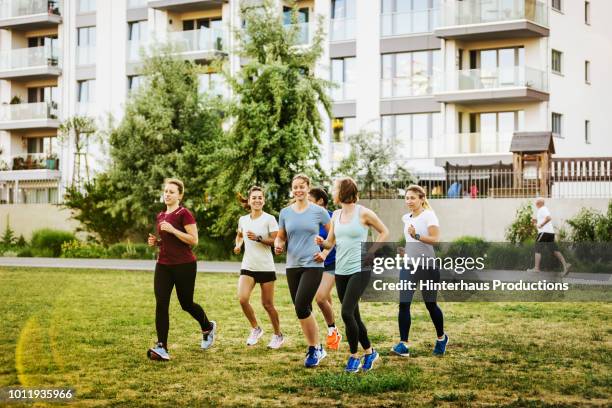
[361,198,611,242]
[0,205,80,240]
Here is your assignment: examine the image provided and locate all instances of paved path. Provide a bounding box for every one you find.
[0,258,610,286]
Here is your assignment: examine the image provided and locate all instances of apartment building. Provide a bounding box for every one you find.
[0,0,610,204]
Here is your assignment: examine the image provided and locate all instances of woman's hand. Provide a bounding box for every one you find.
[313,251,327,263]
[147,233,157,247]
[233,246,241,255]
[314,235,324,246]
[246,230,257,241]
[407,225,416,238]
[274,243,285,255]
[159,221,176,234]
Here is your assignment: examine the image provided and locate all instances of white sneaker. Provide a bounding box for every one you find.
[201,321,216,350]
[267,333,285,349]
[246,327,264,346]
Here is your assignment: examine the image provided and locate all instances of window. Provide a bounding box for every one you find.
[26,136,56,155]
[78,0,96,13]
[552,113,562,136]
[585,120,591,144]
[552,50,562,73]
[331,117,356,166]
[552,0,562,12]
[585,60,590,83]
[380,112,440,159]
[331,57,356,100]
[128,75,144,92]
[182,17,222,31]
[128,21,147,60]
[381,0,438,36]
[77,80,96,103]
[585,1,590,24]
[77,26,96,65]
[330,0,356,40]
[381,50,440,97]
[27,86,58,103]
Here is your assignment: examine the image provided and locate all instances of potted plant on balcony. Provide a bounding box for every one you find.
[9,96,21,105]
[12,155,26,170]
[46,153,58,170]
[49,101,59,119]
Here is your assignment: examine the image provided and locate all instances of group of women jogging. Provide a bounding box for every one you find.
[146,175,448,372]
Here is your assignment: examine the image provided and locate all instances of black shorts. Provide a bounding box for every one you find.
[240,270,277,284]
[535,233,558,253]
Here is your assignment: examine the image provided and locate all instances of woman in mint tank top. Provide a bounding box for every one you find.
[316,177,389,373]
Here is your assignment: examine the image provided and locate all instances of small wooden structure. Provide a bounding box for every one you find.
[509,132,555,197]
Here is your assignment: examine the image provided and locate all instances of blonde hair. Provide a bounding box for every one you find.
[405,184,431,210]
[292,173,311,187]
[164,178,184,196]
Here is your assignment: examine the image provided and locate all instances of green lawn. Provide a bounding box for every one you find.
[0,267,610,407]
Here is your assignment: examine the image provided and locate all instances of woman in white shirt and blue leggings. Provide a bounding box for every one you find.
[391,185,448,357]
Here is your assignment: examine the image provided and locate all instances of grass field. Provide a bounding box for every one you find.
[0,266,610,407]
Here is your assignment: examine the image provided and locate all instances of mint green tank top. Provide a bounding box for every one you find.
[334,205,369,275]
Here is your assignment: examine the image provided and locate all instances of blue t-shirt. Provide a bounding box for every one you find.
[319,210,336,266]
[279,203,331,268]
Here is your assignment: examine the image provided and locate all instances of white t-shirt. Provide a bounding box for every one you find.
[536,206,554,234]
[402,209,439,261]
[238,212,279,271]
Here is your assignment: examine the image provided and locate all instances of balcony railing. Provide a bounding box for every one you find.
[168,28,225,54]
[433,132,513,156]
[436,66,548,93]
[76,46,96,65]
[381,8,439,37]
[0,45,59,72]
[9,153,59,171]
[330,17,355,42]
[331,82,356,101]
[76,102,96,116]
[127,40,148,62]
[381,75,436,98]
[127,0,147,8]
[440,0,548,28]
[0,101,58,121]
[0,0,61,19]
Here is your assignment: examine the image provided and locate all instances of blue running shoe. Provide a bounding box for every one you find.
[344,356,361,373]
[361,349,379,372]
[201,321,217,350]
[147,342,170,361]
[433,334,449,356]
[391,342,410,357]
[304,346,319,368]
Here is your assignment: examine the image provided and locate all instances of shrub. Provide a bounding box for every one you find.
[107,242,156,259]
[60,240,107,258]
[16,247,33,257]
[505,202,537,244]
[566,208,601,242]
[443,236,490,260]
[193,236,239,261]
[30,229,75,257]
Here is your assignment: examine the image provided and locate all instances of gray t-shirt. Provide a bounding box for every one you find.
[279,203,331,268]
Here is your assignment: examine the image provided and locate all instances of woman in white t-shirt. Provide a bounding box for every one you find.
[233,186,284,349]
[391,185,448,358]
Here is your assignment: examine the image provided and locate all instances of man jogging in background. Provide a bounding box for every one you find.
[528,197,570,276]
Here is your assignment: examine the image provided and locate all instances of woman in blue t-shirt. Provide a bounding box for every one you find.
[274,174,331,368]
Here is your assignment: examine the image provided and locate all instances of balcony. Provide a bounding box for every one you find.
[434,132,513,157]
[435,0,549,40]
[0,45,60,80]
[434,66,548,104]
[168,28,226,60]
[381,8,439,37]
[0,0,61,30]
[331,82,356,102]
[148,0,224,12]
[330,18,355,42]
[382,75,436,99]
[0,102,60,130]
[76,46,96,66]
[127,0,148,8]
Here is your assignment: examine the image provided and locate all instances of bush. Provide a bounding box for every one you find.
[566,208,601,242]
[505,202,537,244]
[443,236,490,260]
[30,229,75,257]
[107,242,156,260]
[193,236,239,261]
[485,243,533,270]
[16,247,33,257]
[60,240,107,258]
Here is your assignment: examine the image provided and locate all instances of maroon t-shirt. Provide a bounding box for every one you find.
[156,206,197,265]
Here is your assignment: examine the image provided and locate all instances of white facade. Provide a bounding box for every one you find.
[0,0,610,204]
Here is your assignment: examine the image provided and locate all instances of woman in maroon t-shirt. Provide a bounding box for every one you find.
[146,178,216,361]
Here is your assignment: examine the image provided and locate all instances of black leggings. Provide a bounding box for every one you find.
[336,269,372,354]
[154,262,212,346]
[286,267,323,319]
[398,266,444,341]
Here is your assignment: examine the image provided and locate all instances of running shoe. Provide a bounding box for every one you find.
[267,333,285,349]
[344,356,361,373]
[246,327,264,346]
[562,263,572,277]
[361,349,379,372]
[433,334,449,356]
[147,342,170,361]
[201,321,217,350]
[304,344,327,368]
[391,342,410,357]
[326,327,342,351]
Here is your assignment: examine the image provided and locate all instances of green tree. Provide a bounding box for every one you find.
[1,215,16,247]
[505,202,537,244]
[63,48,224,243]
[59,116,97,187]
[203,0,331,237]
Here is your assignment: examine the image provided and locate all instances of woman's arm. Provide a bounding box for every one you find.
[259,231,278,247]
[413,225,440,245]
[318,211,337,249]
[274,228,287,254]
[363,208,389,242]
